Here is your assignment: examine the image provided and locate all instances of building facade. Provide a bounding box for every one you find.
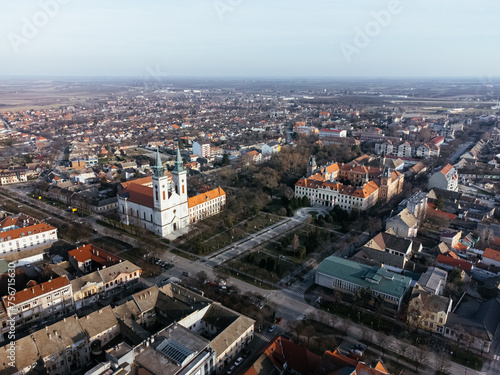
[428,164,459,191]
[316,256,411,312]
[118,148,225,238]
[1,276,74,337]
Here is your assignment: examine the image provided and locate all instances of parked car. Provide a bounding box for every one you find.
[276,317,282,324]
[268,325,276,333]
[226,365,235,374]
[234,357,243,366]
[354,344,367,351]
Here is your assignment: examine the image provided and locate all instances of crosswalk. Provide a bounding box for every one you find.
[260,331,278,342]
[282,288,304,299]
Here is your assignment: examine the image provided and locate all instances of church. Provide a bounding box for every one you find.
[117,148,225,237]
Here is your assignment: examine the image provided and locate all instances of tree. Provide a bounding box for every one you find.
[354,286,372,308]
[266,257,275,271]
[221,153,230,166]
[435,353,451,375]
[301,196,311,207]
[435,194,444,210]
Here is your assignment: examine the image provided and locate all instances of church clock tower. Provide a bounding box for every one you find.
[152,147,169,211]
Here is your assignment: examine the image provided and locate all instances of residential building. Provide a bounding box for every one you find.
[482,248,500,268]
[356,230,414,272]
[386,208,419,238]
[98,261,141,297]
[16,315,89,375]
[414,267,448,295]
[429,164,459,191]
[68,244,122,274]
[0,276,74,337]
[315,256,412,312]
[78,306,120,346]
[262,141,281,155]
[0,219,57,257]
[193,141,211,158]
[408,289,453,334]
[320,129,347,138]
[0,170,27,185]
[444,298,500,353]
[244,336,321,375]
[245,150,262,164]
[70,271,105,309]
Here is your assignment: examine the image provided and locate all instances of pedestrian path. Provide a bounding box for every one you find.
[282,288,304,299]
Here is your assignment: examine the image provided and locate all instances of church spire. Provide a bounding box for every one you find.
[153,146,164,178]
[174,146,184,173]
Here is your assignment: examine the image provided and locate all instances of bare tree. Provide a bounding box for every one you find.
[435,353,451,375]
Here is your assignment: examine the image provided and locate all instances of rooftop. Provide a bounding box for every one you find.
[317,256,411,298]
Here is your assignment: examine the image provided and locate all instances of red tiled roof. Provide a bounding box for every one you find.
[437,254,472,271]
[3,276,70,306]
[69,244,121,266]
[120,176,153,190]
[484,248,500,262]
[0,223,56,242]
[119,184,154,208]
[440,164,453,175]
[427,203,457,220]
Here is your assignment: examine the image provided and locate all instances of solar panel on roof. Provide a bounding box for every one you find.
[157,339,194,365]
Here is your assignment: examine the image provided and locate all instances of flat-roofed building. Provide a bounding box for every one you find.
[315,256,411,312]
[134,324,217,375]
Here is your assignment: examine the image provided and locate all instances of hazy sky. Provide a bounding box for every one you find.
[1,0,499,78]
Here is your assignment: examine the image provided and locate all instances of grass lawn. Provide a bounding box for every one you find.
[171,248,199,261]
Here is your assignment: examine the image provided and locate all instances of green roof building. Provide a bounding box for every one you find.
[316,256,412,312]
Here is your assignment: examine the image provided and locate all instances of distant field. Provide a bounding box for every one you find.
[0,80,130,111]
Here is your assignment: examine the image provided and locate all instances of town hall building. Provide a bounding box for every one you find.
[117,148,225,237]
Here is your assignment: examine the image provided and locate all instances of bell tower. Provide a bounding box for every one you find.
[172,147,187,201]
[379,167,391,203]
[152,147,169,211]
[307,155,317,177]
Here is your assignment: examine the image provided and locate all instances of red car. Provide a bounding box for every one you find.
[276,317,283,324]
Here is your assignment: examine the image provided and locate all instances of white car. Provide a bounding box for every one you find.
[234,357,243,366]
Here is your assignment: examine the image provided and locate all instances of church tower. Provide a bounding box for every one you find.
[170,147,189,231]
[379,167,391,203]
[307,155,317,177]
[172,147,188,201]
[152,147,170,212]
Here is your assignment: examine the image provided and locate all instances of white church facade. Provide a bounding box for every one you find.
[117,148,225,237]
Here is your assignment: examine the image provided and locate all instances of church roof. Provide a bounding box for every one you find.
[120,183,154,208]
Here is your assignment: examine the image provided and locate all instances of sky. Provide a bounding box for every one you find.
[1,0,499,78]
